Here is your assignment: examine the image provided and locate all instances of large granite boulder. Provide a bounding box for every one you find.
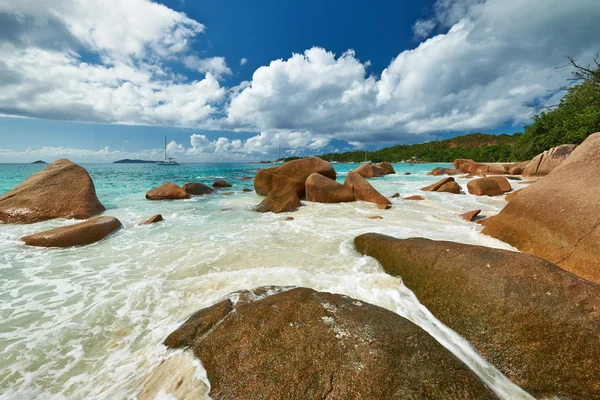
[146,183,190,200]
[355,163,387,178]
[255,186,301,213]
[421,177,462,194]
[354,233,600,400]
[522,144,577,177]
[21,216,121,247]
[466,178,504,196]
[378,162,396,174]
[254,157,336,197]
[0,159,105,224]
[212,179,232,188]
[487,176,512,193]
[483,133,600,283]
[182,182,214,196]
[344,171,391,206]
[164,286,497,400]
[305,173,354,203]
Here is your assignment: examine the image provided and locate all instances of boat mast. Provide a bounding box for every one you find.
[164,135,167,161]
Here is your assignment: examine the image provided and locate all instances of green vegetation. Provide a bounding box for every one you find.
[317,55,600,163]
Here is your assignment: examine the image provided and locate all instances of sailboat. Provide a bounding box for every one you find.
[157,135,179,166]
[361,151,371,164]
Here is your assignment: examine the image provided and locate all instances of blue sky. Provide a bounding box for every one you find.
[0,0,599,162]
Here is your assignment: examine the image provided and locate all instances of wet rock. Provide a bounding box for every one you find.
[505,188,523,202]
[146,183,190,200]
[241,188,254,192]
[254,186,301,213]
[459,209,481,221]
[144,214,163,224]
[182,182,214,196]
[378,162,396,175]
[421,177,462,194]
[254,157,336,197]
[354,233,600,400]
[483,133,600,283]
[220,192,234,196]
[21,216,121,247]
[164,287,498,400]
[240,176,253,181]
[285,217,294,221]
[522,144,577,177]
[344,171,391,206]
[427,167,460,176]
[487,176,512,193]
[355,163,387,178]
[404,172,411,175]
[390,193,400,198]
[368,215,383,220]
[403,195,425,201]
[466,178,504,196]
[213,179,232,188]
[305,173,354,203]
[0,159,105,224]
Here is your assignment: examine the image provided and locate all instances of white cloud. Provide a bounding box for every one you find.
[183,56,232,80]
[240,58,248,66]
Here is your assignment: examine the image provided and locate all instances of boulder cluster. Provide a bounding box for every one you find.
[252,158,392,213]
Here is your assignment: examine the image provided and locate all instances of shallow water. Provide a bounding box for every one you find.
[0,163,534,399]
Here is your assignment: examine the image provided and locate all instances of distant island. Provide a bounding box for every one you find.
[113,159,157,164]
[31,160,47,164]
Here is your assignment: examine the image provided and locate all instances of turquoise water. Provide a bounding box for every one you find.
[0,162,533,399]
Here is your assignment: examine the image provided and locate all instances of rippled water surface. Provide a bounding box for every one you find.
[0,163,534,399]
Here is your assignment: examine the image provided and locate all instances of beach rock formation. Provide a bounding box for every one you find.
[254,157,336,197]
[427,167,460,176]
[421,177,462,194]
[508,166,523,175]
[146,183,190,200]
[403,195,425,201]
[255,186,301,213]
[454,159,529,176]
[21,216,121,247]
[212,180,232,188]
[378,162,396,175]
[522,144,577,177]
[0,159,105,224]
[344,171,391,206]
[476,216,495,226]
[505,188,523,202]
[483,133,600,283]
[144,214,163,224]
[459,209,481,221]
[305,173,354,203]
[466,178,504,196]
[354,233,600,400]
[164,286,497,400]
[182,182,214,196]
[487,176,512,193]
[390,193,400,198]
[355,163,386,178]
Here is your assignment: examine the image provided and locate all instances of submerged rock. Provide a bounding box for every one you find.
[466,178,504,196]
[483,132,600,283]
[164,287,498,400]
[144,214,163,224]
[0,159,105,224]
[459,209,481,221]
[182,182,214,196]
[255,186,301,213]
[344,171,391,206]
[21,216,121,247]
[254,157,336,197]
[403,195,425,201]
[305,173,354,203]
[390,192,400,198]
[212,179,232,188]
[522,144,577,177]
[354,233,600,400]
[146,183,190,200]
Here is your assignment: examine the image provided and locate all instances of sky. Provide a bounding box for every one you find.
[0,0,599,163]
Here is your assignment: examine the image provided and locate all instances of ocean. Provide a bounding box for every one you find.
[0,162,533,399]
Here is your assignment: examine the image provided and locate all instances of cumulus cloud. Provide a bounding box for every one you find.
[183,56,232,79]
[0,0,226,127]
